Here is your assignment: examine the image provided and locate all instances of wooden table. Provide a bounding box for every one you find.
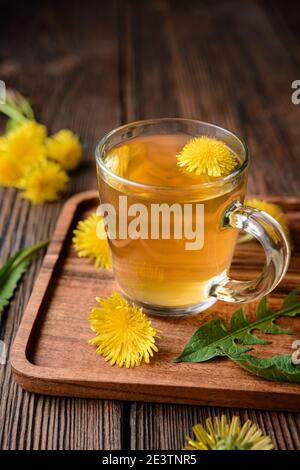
[0,0,300,450]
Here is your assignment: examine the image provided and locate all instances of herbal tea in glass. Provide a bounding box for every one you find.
[96,119,289,316]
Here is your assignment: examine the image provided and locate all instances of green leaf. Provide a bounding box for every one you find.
[0,257,31,312]
[0,102,28,125]
[0,89,35,131]
[174,316,251,363]
[6,118,21,133]
[175,289,300,363]
[0,240,49,313]
[233,354,300,383]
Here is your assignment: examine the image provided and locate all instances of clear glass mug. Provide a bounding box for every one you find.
[96,119,290,316]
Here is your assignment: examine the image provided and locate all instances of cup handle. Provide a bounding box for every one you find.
[210,201,291,303]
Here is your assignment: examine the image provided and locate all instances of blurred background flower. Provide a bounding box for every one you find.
[0,89,82,203]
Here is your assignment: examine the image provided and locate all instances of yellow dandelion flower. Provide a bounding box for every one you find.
[4,121,46,171]
[46,129,82,171]
[73,213,112,269]
[0,136,6,151]
[88,292,159,368]
[184,415,274,451]
[0,138,23,187]
[105,141,146,177]
[105,144,131,177]
[239,198,290,243]
[177,136,237,177]
[20,160,69,204]
[245,199,289,235]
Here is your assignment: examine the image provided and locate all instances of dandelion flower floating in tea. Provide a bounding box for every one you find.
[88,293,159,368]
[46,129,82,171]
[176,136,237,177]
[105,144,131,177]
[184,415,274,451]
[20,159,69,204]
[105,141,146,177]
[239,198,290,243]
[73,213,112,269]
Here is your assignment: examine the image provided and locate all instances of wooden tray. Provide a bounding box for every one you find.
[11,191,300,411]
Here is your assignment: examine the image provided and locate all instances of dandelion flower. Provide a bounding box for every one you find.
[20,160,69,204]
[239,198,290,243]
[88,292,159,368]
[184,415,274,450]
[105,142,145,177]
[245,199,289,235]
[4,121,46,172]
[73,213,112,269]
[0,139,23,187]
[105,144,131,177]
[46,129,82,170]
[177,136,237,177]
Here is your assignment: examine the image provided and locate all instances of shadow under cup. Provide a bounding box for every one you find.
[95,119,254,316]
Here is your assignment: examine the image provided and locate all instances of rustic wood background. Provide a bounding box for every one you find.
[0,0,300,450]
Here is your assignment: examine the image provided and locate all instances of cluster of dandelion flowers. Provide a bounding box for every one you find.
[177,136,237,177]
[88,293,159,368]
[184,415,274,451]
[0,92,83,204]
[73,213,112,269]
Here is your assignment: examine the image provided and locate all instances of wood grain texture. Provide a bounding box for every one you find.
[1,0,300,450]
[120,0,300,450]
[10,192,300,411]
[0,0,123,450]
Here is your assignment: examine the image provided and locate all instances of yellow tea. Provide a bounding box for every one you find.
[98,133,246,310]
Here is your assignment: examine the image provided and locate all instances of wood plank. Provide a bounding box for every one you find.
[120,0,300,449]
[0,0,123,450]
[130,405,300,450]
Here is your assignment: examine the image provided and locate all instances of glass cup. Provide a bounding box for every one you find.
[96,119,290,316]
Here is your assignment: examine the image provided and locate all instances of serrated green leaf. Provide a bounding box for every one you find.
[174,318,232,363]
[255,296,269,319]
[257,320,291,335]
[0,240,49,313]
[0,257,31,311]
[232,354,300,383]
[254,295,290,334]
[230,307,248,330]
[238,330,270,345]
[283,289,300,310]
[175,289,300,364]
[0,250,22,279]
[174,315,253,363]
[6,118,21,133]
